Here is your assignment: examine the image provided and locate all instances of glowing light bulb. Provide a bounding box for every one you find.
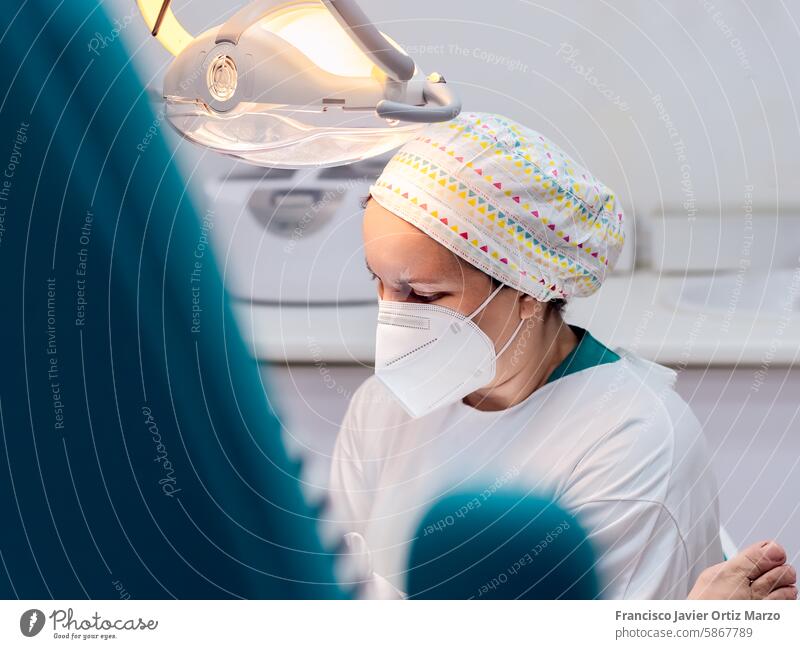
[261,5,374,78]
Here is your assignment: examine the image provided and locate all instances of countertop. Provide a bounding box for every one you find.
[566,271,800,367]
[238,271,800,367]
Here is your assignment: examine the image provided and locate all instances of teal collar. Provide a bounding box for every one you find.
[544,326,620,386]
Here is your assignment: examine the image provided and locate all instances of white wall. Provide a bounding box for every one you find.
[377,0,800,215]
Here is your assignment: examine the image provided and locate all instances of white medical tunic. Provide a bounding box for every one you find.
[327,347,722,599]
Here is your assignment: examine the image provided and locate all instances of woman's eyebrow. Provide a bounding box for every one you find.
[365,258,446,286]
[403,275,447,287]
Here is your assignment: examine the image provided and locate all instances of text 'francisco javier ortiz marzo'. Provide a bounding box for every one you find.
[616,609,781,622]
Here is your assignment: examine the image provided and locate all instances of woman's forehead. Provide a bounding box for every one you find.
[363,200,465,278]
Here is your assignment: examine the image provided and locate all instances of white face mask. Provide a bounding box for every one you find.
[374,283,526,418]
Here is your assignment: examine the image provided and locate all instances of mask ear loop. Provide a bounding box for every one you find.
[464,282,528,356]
[467,282,530,357]
[496,317,527,357]
[466,282,506,320]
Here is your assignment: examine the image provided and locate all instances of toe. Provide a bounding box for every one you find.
[751,564,797,599]
[765,585,798,600]
[730,541,787,581]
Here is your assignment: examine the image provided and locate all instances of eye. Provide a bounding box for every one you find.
[410,290,445,303]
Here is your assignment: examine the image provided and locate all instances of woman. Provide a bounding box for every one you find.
[328,112,722,599]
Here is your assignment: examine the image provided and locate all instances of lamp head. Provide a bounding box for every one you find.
[136,0,461,168]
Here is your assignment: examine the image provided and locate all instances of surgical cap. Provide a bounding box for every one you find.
[369,112,625,301]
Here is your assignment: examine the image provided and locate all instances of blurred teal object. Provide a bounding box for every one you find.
[406,492,599,599]
[0,0,342,598]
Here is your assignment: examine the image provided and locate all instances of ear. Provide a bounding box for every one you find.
[518,294,547,322]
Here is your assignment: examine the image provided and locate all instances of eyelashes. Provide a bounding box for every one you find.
[410,289,445,303]
[367,268,444,303]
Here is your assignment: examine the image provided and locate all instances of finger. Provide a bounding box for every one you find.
[751,564,797,599]
[729,541,786,581]
[764,585,798,600]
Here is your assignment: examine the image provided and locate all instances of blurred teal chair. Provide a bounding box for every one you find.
[406,492,599,599]
[0,0,341,599]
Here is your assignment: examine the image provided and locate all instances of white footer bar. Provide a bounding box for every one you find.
[2,600,797,648]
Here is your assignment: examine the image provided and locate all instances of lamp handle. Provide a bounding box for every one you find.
[376,78,461,123]
[322,0,415,82]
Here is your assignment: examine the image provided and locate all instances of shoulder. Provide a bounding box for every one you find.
[557,351,705,490]
[545,350,696,442]
[612,350,703,445]
[571,349,700,438]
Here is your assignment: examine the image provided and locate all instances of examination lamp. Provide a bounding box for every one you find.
[137,0,462,168]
